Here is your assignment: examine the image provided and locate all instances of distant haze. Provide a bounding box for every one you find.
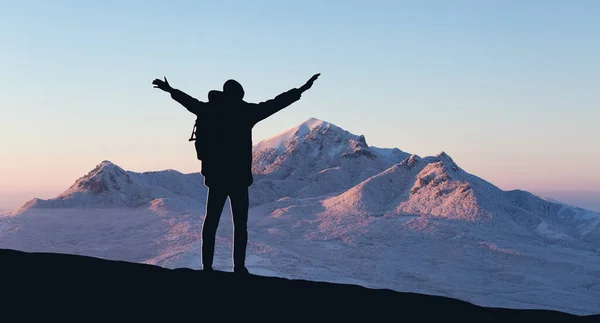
[534,190,600,213]
[6,189,600,214]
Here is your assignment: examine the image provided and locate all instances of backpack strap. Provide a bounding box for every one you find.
[188,119,197,142]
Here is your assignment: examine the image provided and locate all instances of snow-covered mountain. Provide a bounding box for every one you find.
[2,117,600,315]
[250,118,411,203]
[12,161,208,215]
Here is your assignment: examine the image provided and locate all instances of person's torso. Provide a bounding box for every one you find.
[198,100,255,169]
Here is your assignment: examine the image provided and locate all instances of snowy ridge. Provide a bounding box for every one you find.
[252,117,328,152]
[250,118,405,204]
[322,154,426,217]
[11,160,207,215]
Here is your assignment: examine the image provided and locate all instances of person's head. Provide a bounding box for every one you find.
[222,79,245,100]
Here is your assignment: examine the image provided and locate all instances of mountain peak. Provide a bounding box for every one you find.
[404,154,421,168]
[253,117,343,152]
[436,151,452,161]
[296,117,342,135]
[301,117,328,129]
[90,160,123,173]
[61,160,131,197]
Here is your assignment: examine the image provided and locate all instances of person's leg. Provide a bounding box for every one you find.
[201,186,228,270]
[228,185,250,273]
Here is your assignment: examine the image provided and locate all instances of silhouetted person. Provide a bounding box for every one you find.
[152,73,320,274]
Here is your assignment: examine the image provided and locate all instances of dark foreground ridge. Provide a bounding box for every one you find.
[1,248,596,322]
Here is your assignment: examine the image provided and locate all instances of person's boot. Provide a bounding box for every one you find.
[232,224,248,275]
[201,244,215,273]
[201,233,217,273]
[233,266,249,275]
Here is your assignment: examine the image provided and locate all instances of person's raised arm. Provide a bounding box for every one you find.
[152,76,207,115]
[250,73,320,124]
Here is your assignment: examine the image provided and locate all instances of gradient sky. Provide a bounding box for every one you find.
[1,0,599,209]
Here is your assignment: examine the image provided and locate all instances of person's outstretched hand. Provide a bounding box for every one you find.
[152,76,172,92]
[299,73,320,93]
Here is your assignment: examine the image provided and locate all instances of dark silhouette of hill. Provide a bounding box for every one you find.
[0,248,596,322]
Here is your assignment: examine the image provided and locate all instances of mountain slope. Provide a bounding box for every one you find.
[322,149,598,242]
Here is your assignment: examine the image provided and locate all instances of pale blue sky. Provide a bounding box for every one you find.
[1,0,599,209]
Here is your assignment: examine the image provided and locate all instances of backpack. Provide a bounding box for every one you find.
[189,119,205,161]
[190,90,221,161]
